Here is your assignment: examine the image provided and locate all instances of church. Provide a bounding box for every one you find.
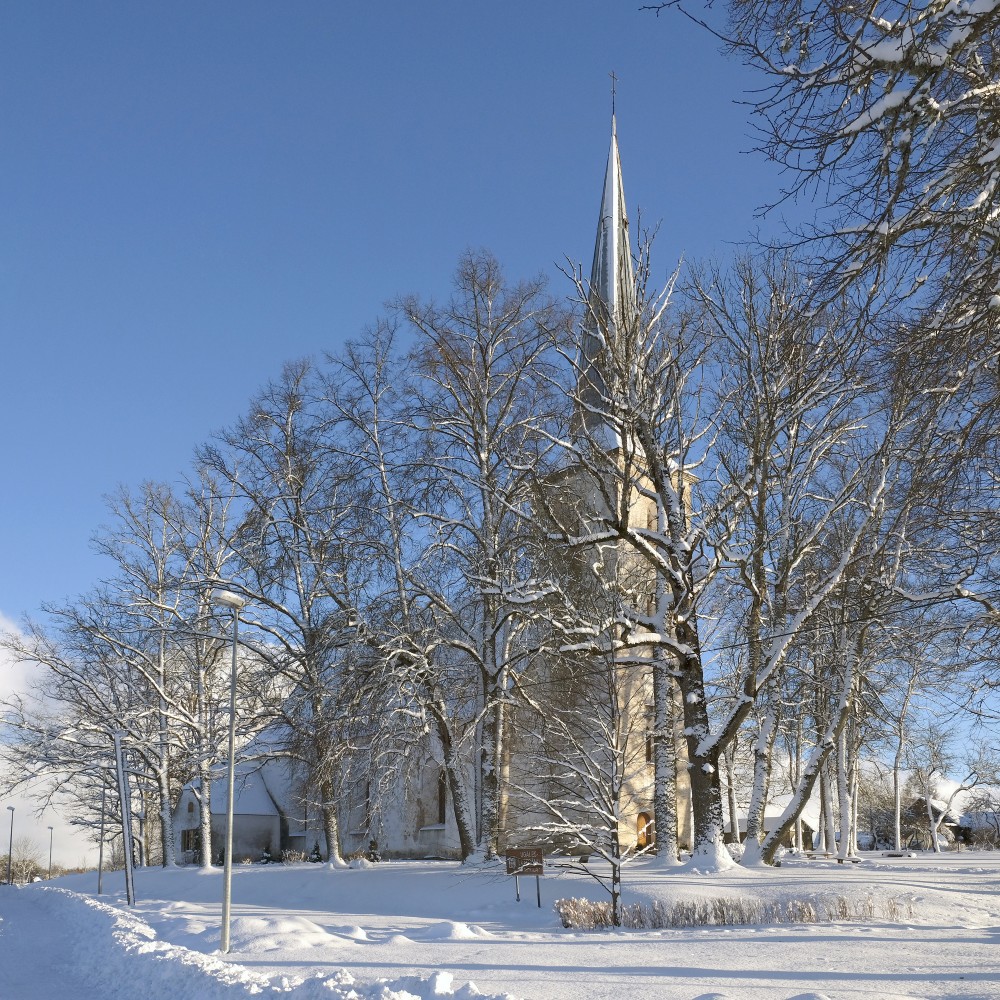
[345,116,694,861]
[172,117,696,866]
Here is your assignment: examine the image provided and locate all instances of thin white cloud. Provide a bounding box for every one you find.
[0,611,34,701]
[0,609,98,868]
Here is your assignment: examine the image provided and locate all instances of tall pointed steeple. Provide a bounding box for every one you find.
[577,115,636,432]
[589,115,635,328]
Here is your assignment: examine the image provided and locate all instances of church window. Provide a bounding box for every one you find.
[437,770,448,826]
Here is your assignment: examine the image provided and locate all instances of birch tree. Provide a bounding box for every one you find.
[0,598,169,860]
[325,326,481,859]
[687,254,873,862]
[394,251,563,858]
[199,358,373,866]
[1,478,249,868]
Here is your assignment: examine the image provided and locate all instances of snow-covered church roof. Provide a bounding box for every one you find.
[180,766,279,817]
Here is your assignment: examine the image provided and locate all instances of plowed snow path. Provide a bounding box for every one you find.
[0,887,100,1000]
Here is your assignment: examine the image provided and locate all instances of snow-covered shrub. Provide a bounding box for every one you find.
[554,898,615,928]
[555,893,912,929]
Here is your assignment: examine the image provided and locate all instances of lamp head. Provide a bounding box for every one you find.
[209,588,246,611]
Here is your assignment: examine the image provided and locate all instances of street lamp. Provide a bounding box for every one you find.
[6,806,14,885]
[47,826,54,880]
[209,587,246,954]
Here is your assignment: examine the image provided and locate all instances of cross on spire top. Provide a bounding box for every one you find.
[609,70,618,119]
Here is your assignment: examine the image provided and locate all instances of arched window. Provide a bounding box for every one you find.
[187,800,195,814]
[637,812,654,849]
[437,770,448,826]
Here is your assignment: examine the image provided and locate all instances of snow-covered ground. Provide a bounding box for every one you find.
[2,852,999,1000]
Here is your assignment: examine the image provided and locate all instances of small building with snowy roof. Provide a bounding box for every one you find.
[173,758,322,864]
[724,794,822,849]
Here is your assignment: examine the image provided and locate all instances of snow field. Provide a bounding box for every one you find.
[2,853,1000,1000]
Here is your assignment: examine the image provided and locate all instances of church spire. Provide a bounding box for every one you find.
[589,113,635,326]
[576,112,636,433]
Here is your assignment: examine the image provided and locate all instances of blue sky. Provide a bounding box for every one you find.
[1,2,791,629]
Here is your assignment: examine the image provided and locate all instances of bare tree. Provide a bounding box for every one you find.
[537,239,735,865]
[326,325,481,860]
[514,589,653,926]
[199,358,373,866]
[652,0,1000,342]
[686,253,874,863]
[392,251,563,859]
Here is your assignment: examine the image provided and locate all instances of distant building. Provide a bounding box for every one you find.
[173,757,316,863]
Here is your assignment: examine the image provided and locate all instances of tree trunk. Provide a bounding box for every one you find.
[320,777,346,867]
[676,644,730,869]
[724,742,741,847]
[479,681,505,860]
[650,652,679,865]
[156,768,177,869]
[743,698,778,865]
[157,634,177,868]
[893,749,904,852]
[822,763,837,854]
[610,823,623,927]
[198,760,214,868]
[445,744,477,862]
[791,716,803,851]
[836,727,852,860]
[926,790,941,853]
[432,706,476,861]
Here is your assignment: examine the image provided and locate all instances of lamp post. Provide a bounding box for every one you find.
[6,806,14,885]
[47,826,54,880]
[209,587,245,954]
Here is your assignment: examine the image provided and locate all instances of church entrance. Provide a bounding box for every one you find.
[637,812,654,849]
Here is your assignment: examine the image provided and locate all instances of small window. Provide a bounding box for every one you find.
[187,801,195,814]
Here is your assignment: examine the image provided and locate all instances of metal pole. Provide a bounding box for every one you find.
[221,606,239,953]
[113,732,136,906]
[47,826,53,879]
[97,785,106,895]
[5,807,13,885]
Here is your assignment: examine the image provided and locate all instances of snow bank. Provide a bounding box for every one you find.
[34,887,517,1000]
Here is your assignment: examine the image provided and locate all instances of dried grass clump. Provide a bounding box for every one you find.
[554,893,913,929]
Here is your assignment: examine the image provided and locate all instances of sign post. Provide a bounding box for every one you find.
[505,847,543,908]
